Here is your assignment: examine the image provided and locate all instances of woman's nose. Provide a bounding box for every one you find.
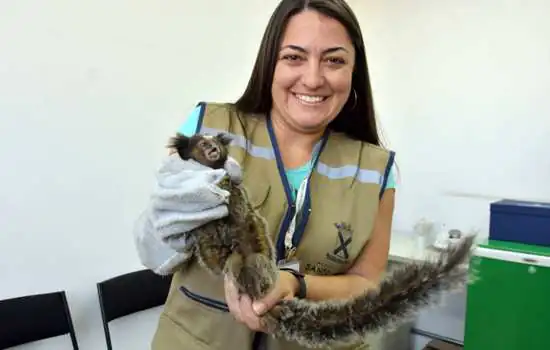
[302,62,325,89]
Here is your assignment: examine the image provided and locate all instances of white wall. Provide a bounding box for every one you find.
[0,1,275,349]
[351,0,550,235]
[350,0,550,347]
[1,0,549,349]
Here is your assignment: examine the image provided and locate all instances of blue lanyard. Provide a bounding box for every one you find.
[282,138,325,261]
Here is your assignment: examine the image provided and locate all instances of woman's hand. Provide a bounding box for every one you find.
[224,270,299,332]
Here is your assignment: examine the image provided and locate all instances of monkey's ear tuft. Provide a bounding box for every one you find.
[167,133,192,159]
[216,133,232,146]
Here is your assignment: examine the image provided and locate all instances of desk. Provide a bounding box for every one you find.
[377,233,421,350]
[384,233,466,350]
[389,232,440,263]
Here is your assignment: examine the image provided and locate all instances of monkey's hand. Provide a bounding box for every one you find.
[224,156,243,184]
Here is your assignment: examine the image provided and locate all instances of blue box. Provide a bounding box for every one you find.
[489,199,550,247]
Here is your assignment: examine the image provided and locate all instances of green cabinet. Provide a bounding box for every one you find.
[464,240,550,349]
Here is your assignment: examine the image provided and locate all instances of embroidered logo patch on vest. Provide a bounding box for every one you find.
[326,222,353,264]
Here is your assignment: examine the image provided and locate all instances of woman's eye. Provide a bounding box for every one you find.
[327,57,346,65]
[282,54,302,61]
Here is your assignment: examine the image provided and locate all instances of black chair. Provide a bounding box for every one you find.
[97,269,172,350]
[0,291,79,349]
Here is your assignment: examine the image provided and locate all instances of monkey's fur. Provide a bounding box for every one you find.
[167,132,477,349]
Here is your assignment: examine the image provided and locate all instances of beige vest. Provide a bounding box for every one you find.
[151,102,395,350]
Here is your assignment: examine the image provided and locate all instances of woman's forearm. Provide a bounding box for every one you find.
[303,273,378,301]
[299,189,394,301]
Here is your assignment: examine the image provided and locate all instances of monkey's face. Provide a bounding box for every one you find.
[169,132,232,169]
[191,135,228,167]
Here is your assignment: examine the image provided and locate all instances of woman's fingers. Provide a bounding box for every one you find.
[223,277,265,331]
[224,276,243,322]
[237,294,263,330]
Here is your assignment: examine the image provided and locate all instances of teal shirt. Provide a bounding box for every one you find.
[177,106,397,198]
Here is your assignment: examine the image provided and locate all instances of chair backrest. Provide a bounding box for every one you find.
[0,291,79,349]
[97,269,172,349]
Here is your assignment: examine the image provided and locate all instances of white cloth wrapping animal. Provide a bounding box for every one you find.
[133,153,242,275]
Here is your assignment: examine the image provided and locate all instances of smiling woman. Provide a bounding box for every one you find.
[272,10,356,142]
[134,1,397,349]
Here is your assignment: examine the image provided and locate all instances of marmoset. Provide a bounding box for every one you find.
[167,132,279,298]
[167,132,476,349]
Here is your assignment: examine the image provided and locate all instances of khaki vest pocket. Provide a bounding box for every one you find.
[265,335,372,350]
[152,313,211,350]
[160,284,251,350]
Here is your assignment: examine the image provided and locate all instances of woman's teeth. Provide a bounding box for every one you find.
[295,94,326,104]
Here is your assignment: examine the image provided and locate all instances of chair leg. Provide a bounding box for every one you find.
[97,285,113,350]
[61,292,80,350]
[102,320,113,350]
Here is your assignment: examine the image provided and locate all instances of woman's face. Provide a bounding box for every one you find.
[271,9,355,135]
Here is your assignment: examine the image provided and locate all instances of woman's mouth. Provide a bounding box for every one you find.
[293,93,328,105]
